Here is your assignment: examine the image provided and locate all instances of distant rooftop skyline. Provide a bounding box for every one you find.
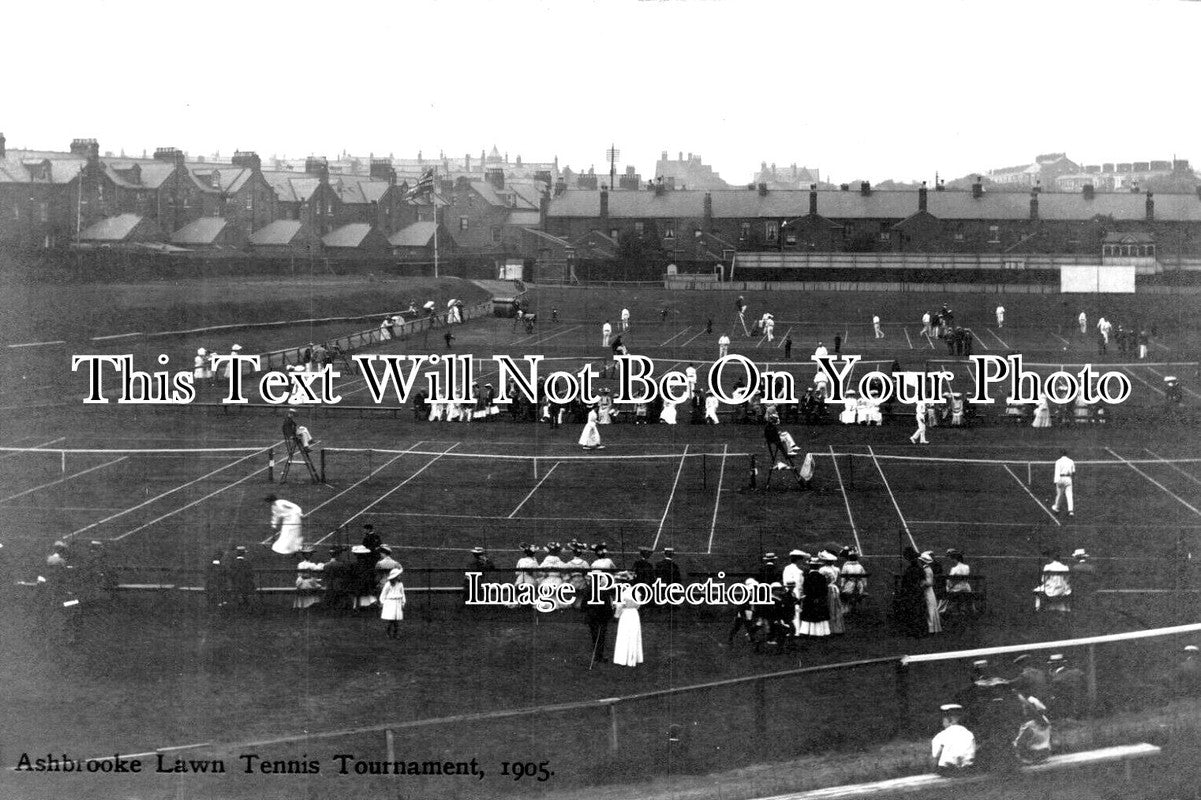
[6,0,1197,186]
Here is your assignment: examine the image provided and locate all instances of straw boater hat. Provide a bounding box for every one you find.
[350,545,371,555]
[387,568,403,581]
[818,550,838,562]
[471,546,486,555]
[615,571,635,582]
[197,347,206,355]
[231,344,242,351]
[1072,548,1089,560]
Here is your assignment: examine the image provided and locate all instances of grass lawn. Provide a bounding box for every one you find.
[1,281,1198,799]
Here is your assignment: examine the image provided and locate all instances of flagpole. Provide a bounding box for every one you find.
[433,166,439,278]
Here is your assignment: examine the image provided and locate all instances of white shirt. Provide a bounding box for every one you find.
[872,315,880,324]
[270,499,303,529]
[915,401,927,422]
[602,323,612,334]
[620,309,629,319]
[718,335,730,346]
[813,345,828,359]
[922,313,931,325]
[932,724,976,768]
[996,306,1005,315]
[1054,455,1076,482]
[685,366,698,383]
[782,563,804,597]
[1079,312,1087,323]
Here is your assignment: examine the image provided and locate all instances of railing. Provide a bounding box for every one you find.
[258,299,493,369]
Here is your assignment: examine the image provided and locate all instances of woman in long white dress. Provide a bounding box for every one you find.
[598,391,613,424]
[379,568,406,639]
[920,553,942,634]
[818,552,844,634]
[1032,396,1051,428]
[659,399,678,425]
[579,406,602,449]
[612,573,644,667]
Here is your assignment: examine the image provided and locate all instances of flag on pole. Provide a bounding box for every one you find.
[404,168,436,200]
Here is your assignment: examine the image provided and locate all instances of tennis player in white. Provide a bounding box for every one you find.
[1051,450,1076,517]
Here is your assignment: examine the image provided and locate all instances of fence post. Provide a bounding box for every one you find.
[320,449,326,484]
[754,678,767,740]
[608,702,620,754]
[1086,643,1099,716]
[267,447,274,483]
[894,660,911,735]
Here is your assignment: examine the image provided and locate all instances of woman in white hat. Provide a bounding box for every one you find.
[579,405,603,450]
[818,551,844,634]
[221,344,243,380]
[379,567,406,638]
[920,552,942,634]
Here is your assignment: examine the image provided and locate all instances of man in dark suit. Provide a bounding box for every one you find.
[655,547,683,587]
[631,547,655,587]
[585,544,616,665]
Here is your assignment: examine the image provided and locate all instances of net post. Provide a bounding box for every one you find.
[320,449,326,484]
[1027,461,1032,487]
[61,450,66,475]
[267,447,274,483]
[607,701,620,754]
[534,456,538,481]
[1086,643,1099,717]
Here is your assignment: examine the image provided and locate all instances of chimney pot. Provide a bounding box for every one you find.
[918,182,928,212]
[809,186,818,215]
[859,181,871,196]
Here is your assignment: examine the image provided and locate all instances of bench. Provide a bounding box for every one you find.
[759,743,1161,800]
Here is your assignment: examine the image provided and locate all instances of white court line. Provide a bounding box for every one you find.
[0,457,128,504]
[367,513,659,522]
[908,519,1201,530]
[0,436,66,460]
[1152,340,1171,352]
[1105,447,1201,518]
[66,445,278,540]
[974,332,990,351]
[6,340,66,348]
[507,462,560,518]
[904,328,913,350]
[867,445,917,550]
[776,326,794,349]
[109,461,274,542]
[1050,332,1071,346]
[0,433,40,447]
[1144,449,1201,488]
[1002,464,1060,526]
[679,329,707,348]
[316,443,460,544]
[515,324,581,347]
[1146,366,1201,400]
[651,445,689,550]
[927,333,935,350]
[659,327,691,346]
[1123,367,1165,396]
[303,441,426,517]
[829,444,863,557]
[987,328,1010,349]
[706,444,728,554]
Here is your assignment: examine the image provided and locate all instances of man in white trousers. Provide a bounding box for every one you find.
[910,401,929,444]
[602,320,612,348]
[996,305,1005,329]
[266,494,305,554]
[1051,450,1076,517]
[717,334,730,358]
[1078,311,1087,335]
[873,314,885,339]
[620,307,630,331]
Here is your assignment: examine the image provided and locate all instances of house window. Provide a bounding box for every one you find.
[879,231,890,243]
[39,202,48,223]
[765,221,778,243]
[740,222,750,240]
[663,223,675,240]
[784,231,797,246]
[459,216,469,231]
[988,225,1000,243]
[634,221,644,236]
[610,229,620,243]
[954,227,965,241]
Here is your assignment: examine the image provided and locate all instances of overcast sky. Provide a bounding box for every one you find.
[6,0,1198,184]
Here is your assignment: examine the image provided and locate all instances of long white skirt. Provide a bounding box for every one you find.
[271,522,304,555]
[660,403,677,425]
[579,420,601,447]
[613,608,644,667]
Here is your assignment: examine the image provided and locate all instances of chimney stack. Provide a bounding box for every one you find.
[154,146,185,166]
[599,187,609,220]
[918,181,928,213]
[486,166,505,190]
[1029,187,1039,221]
[703,192,713,229]
[809,184,818,215]
[859,181,871,196]
[231,150,262,172]
[539,192,550,229]
[554,177,567,197]
[70,138,100,160]
[304,156,329,181]
[369,158,396,185]
[971,176,983,199]
[758,182,768,197]
[1083,183,1095,200]
[1145,191,1154,221]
